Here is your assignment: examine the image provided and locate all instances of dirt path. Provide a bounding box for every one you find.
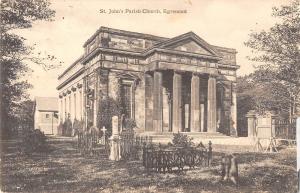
[1,137,297,193]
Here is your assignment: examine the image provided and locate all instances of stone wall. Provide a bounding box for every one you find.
[108,71,119,100]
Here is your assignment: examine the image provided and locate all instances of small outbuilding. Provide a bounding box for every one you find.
[34,97,59,135]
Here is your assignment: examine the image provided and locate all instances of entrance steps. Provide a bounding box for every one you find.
[137,132,232,144]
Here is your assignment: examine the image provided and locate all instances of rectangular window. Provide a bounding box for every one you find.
[121,84,132,118]
[46,114,49,118]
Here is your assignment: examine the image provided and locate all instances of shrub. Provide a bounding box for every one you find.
[57,121,64,136]
[97,96,120,136]
[19,129,48,154]
[63,118,72,136]
[124,118,136,130]
[73,119,84,136]
[172,133,194,147]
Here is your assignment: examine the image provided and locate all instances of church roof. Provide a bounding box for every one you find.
[83,26,168,47]
[143,31,221,58]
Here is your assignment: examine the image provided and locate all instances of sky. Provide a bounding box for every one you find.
[16,0,287,98]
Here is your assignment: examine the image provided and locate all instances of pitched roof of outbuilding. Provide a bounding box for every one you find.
[35,97,58,112]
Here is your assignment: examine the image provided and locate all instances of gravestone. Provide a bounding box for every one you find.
[109,116,121,161]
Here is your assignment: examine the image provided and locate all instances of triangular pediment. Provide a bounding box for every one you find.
[154,32,220,57]
[115,72,140,80]
[166,39,212,55]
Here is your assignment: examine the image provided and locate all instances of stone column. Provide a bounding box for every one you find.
[76,88,80,120]
[153,71,163,132]
[59,97,62,123]
[172,71,182,132]
[246,110,256,138]
[74,91,77,120]
[162,87,170,132]
[230,83,238,136]
[80,85,84,121]
[200,104,205,132]
[63,95,66,121]
[71,87,76,121]
[190,73,200,132]
[66,92,70,117]
[93,87,97,127]
[207,75,217,133]
[145,73,154,131]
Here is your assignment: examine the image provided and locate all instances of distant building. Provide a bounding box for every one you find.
[57,27,239,136]
[34,97,59,135]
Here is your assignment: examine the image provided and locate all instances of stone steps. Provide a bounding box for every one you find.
[137,132,231,144]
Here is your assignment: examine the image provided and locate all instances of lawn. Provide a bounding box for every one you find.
[0,137,297,193]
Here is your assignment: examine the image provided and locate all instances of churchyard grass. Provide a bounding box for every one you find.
[0,136,297,193]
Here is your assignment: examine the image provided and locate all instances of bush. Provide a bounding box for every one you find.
[73,119,84,136]
[63,118,73,136]
[57,122,64,136]
[172,133,194,147]
[124,118,136,130]
[19,129,48,154]
[97,96,120,136]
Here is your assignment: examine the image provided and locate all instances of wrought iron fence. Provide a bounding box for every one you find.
[77,129,109,156]
[119,130,153,160]
[77,129,153,159]
[273,118,296,140]
[142,141,212,173]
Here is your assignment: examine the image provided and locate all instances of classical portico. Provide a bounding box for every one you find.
[57,27,239,137]
[145,68,219,134]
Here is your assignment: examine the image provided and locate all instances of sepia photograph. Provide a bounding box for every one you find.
[0,0,299,192]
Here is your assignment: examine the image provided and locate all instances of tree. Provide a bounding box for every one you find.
[0,0,57,139]
[244,0,300,121]
[97,96,121,136]
[236,72,291,135]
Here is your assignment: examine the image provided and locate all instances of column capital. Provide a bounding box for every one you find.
[192,72,206,77]
[231,81,237,92]
[246,110,257,118]
[153,69,164,73]
[208,74,218,79]
[173,70,185,75]
[71,86,77,92]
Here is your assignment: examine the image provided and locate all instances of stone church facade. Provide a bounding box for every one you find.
[57,27,239,136]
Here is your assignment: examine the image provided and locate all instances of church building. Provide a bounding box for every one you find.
[57,27,239,136]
